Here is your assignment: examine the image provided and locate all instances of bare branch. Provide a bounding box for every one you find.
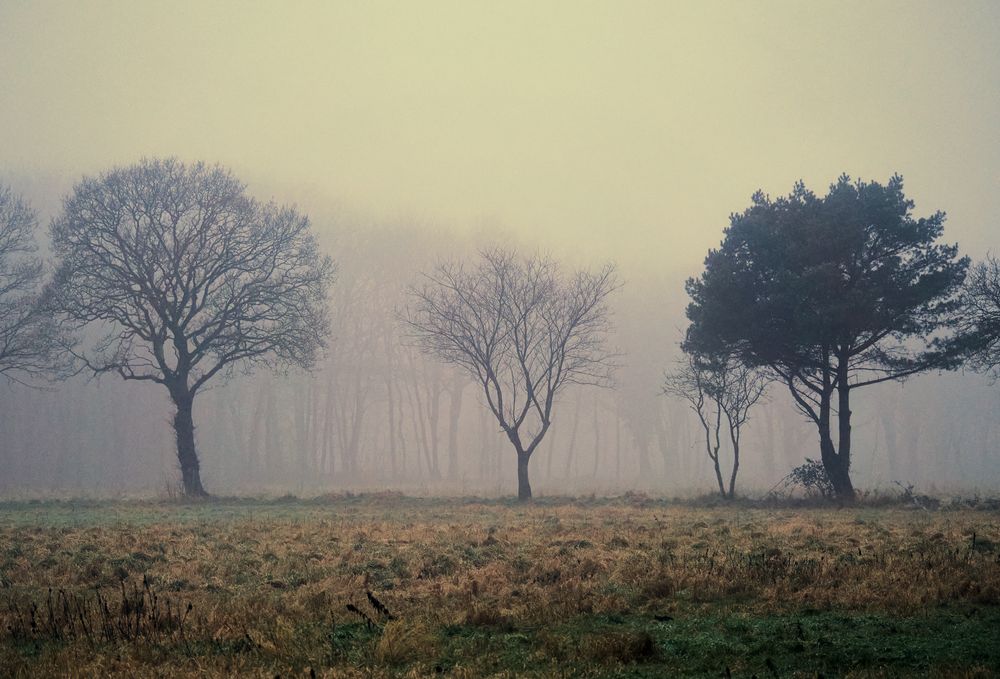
[402,247,618,498]
[48,158,334,396]
[0,185,73,384]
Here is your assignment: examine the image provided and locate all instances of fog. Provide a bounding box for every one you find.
[0,1,998,497]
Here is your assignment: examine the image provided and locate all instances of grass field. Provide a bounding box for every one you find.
[1,495,998,677]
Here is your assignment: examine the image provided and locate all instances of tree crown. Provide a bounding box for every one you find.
[685,175,968,389]
[49,158,334,393]
[958,254,1000,377]
[405,248,618,453]
[0,185,70,382]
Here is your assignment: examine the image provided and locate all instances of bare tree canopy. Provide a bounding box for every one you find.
[48,158,334,496]
[405,248,618,499]
[959,254,1000,378]
[0,185,68,383]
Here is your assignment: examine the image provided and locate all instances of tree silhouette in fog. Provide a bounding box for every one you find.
[685,175,968,499]
[663,350,769,499]
[405,248,617,500]
[0,185,69,383]
[959,254,1000,379]
[48,159,334,496]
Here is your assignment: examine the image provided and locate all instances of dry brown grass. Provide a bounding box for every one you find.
[0,496,998,677]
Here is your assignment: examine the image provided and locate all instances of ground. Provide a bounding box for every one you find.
[0,495,998,677]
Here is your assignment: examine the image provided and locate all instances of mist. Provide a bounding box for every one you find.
[1,0,998,499]
[0,175,996,499]
[5,6,1000,678]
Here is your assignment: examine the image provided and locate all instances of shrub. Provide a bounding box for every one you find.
[787,458,835,498]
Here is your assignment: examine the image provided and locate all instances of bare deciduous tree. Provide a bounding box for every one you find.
[0,185,68,383]
[959,254,1000,379]
[663,351,768,498]
[48,159,334,496]
[405,248,617,500]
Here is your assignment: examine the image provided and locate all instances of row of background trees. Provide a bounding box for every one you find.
[0,162,997,500]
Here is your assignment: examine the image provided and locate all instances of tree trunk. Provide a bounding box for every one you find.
[563,394,582,479]
[517,449,532,500]
[591,396,600,479]
[702,400,725,498]
[171,389,207,497]
[727,423,740,499]
[817,387,854,500]
[833,378,856,499]
[710,454,726,498]
[817,391,837,493]
[446,377,464,481]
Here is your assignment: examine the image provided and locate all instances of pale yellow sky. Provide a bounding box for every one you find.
[1,0,998,272]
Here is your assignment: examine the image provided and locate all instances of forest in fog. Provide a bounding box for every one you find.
[0,171,996,499]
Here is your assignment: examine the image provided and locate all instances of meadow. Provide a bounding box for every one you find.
[1,494,998,677]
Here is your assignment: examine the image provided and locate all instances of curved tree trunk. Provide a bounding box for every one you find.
[171,389,207,497]
[817,392,855,500]
[702,401,726,498]
[711,454,726,498]
[727,430,740,499]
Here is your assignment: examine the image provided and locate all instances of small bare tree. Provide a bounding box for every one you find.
[0,185,68,382]
[663,351,768,498]
[48,159,334,496]
[405,248,617,500]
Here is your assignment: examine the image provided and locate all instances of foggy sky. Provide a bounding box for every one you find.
[2,0,998,271]
[0,1,999,497]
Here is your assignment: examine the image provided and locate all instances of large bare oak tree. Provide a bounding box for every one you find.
[48,159,334,496]
[405,248,617,500]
